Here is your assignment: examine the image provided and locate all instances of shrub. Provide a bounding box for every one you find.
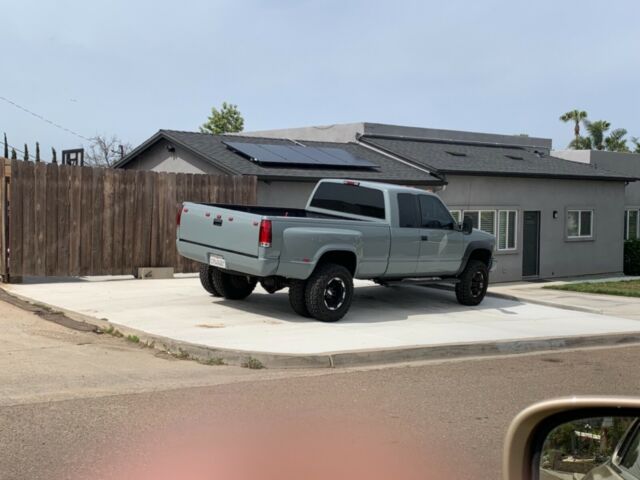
[624,239,640,275]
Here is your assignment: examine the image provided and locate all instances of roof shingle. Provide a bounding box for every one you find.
[118,130,443,185]
[361,136,634,181]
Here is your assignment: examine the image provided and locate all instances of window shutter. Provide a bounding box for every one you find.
[498,211,507,250]
[480,211,495,235]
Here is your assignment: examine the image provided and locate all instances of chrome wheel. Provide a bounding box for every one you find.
[323,277,347,311]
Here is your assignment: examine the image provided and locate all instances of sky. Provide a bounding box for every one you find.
[2,0,639,159]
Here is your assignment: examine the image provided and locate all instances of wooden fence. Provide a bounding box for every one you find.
[0,158,257,281]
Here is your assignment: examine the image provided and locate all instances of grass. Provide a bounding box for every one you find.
[242,357,265,370]
[126,334,140,344]
[543,279,640,298]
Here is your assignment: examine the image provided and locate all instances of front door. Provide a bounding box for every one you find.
[522,211,540,277]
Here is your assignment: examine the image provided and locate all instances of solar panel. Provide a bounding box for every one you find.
[223,141,378,169]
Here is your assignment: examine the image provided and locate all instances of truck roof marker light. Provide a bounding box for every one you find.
[344,180,360,186]
[205,212,211,217]
[228,217,234,222]
[259,219,272,248]
[216,214,222,219]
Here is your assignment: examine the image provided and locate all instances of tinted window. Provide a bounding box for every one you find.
[397,193,420,228]
[419,195,454,229]
[310,182,385,219]
[620,423,640,478]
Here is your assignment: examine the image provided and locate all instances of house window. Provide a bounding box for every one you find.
[626,209,639,240]
[463,210,496,235]
[497,210,517,250]
[450,210,461,224]
[567,210,593,239]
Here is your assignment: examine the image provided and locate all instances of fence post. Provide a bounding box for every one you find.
[0,159,10,282]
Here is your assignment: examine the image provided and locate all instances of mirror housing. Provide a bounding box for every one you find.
[503,397,640,480]
[462,216,473,234]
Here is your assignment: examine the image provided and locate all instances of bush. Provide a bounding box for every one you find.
[624,239,640,275]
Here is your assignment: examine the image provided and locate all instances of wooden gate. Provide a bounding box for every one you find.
[0,158,257,281]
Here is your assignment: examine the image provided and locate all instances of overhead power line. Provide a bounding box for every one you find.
[0,95,91,142]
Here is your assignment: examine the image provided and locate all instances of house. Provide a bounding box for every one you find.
[116,123,636,283]
[552,149,640,241]
[113,129,444,207]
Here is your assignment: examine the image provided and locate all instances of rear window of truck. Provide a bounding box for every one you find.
[310,183,385,219]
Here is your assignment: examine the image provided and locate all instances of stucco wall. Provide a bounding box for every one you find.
[553,150,640,206]
[122,139,226,175]
[438,175,626,282]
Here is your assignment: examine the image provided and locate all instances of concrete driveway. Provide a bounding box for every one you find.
[5,276,640,367]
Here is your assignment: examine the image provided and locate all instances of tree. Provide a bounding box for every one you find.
[23,144,29,161]
[604,128,629,152]
[632,137,640,154]
[10,148,17,160]
[35,142,41,162]
[569,136,592,149]
[3,133,7,158]
[584,120,611,150]
[51,147,57,164]
[200,102,244,134]
[85,134,132,167]
[560,109,588,147]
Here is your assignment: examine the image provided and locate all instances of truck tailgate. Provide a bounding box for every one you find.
[179,202,260,258]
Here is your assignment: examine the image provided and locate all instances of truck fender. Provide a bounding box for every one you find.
[279,227,362,280]
[456,240,494,276]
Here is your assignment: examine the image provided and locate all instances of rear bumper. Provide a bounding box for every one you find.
[177,238,278,277]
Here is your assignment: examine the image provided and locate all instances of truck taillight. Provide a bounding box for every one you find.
[177,205,186,226]
[259,219,272,247]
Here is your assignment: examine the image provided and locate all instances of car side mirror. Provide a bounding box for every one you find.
[462,216,473,234]
[503,397,640,480]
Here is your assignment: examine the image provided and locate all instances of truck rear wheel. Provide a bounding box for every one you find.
[211,269,257,300]
[199,264,222,297]
[304,263,354,322]
[455,259,489,306]
[288,280,311,317]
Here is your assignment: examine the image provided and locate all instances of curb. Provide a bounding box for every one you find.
[487,291,605,315]
[3,287,640,369]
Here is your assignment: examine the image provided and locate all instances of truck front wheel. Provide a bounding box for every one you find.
[211,269,257,300]
[199,264,222,297]
[305,263,354,322]
[455,259,489,306]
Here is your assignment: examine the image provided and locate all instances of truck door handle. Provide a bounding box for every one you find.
[421,235,428,241]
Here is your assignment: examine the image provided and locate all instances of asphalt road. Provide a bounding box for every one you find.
[2,299,640,480]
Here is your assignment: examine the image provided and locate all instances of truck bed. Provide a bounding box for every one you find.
[198,203,363,221]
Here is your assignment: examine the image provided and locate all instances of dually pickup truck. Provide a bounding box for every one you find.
[177,179,495,322]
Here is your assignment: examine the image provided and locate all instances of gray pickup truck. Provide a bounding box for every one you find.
[177,179,495,322]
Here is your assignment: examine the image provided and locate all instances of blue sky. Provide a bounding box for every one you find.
[2,0,639,158]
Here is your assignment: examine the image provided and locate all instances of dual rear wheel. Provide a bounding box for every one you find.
[288,263,354,322]
[199,265,256,300]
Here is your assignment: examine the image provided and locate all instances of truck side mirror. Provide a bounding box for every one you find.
[462,216,473,234]
[503,397,640,480]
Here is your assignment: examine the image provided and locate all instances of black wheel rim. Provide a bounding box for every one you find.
[324,277,346,311]
[470,270,485,298]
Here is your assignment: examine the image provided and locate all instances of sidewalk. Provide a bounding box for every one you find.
[489,277,640,321]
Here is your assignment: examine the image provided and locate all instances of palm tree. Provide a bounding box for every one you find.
[604,128,629,152]
[584,120,611,150]
[560,109,588,147]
